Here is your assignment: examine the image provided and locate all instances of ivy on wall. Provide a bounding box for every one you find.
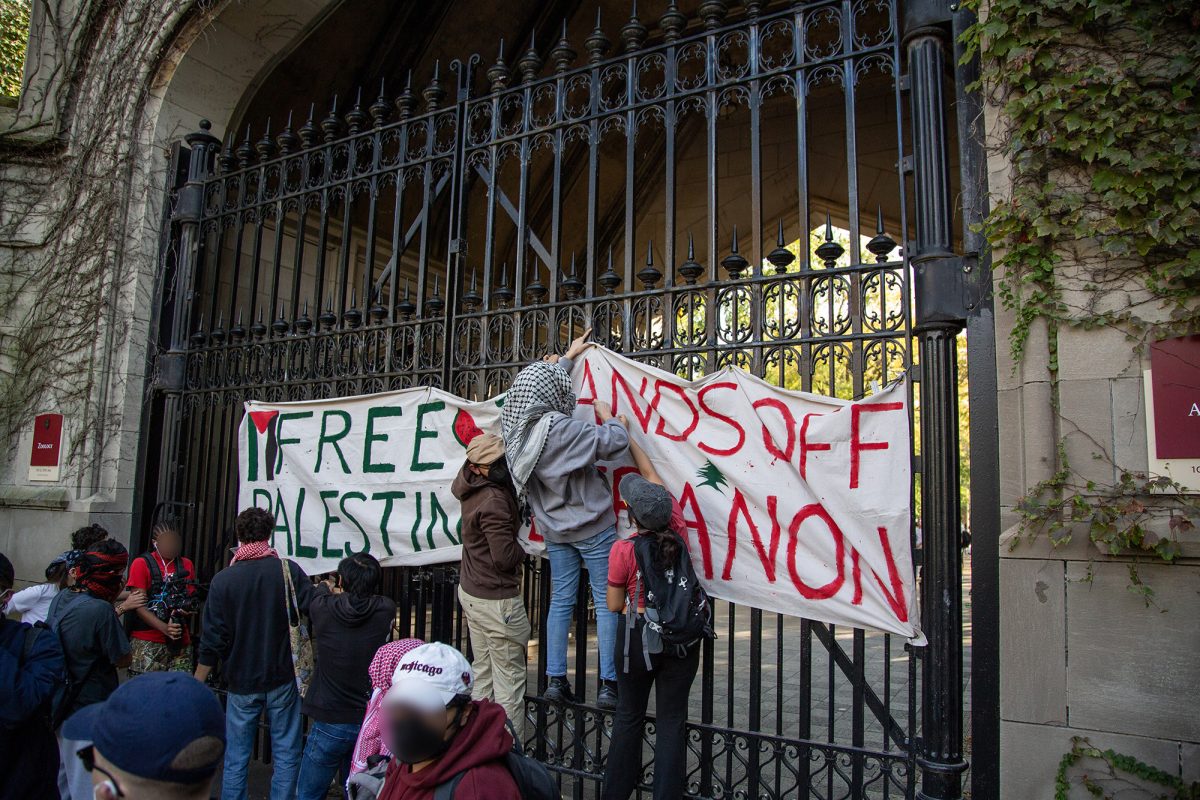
[962,0,1200,590]
[0,0,29,98]
[1056,737,1200,799]
[962,0,1200,362]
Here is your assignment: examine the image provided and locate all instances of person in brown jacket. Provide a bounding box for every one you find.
[450,433,531,741]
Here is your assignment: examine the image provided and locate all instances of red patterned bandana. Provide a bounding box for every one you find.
[76,550,129,602]
[230,540,279,564]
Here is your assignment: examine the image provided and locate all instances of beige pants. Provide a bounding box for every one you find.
[458,586,531,741]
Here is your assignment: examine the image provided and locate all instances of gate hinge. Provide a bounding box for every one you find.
[912,254,969,328]
[152,351,187,392]
[898,74,911,92]
[448,238,468,256]
[172,182,204,224]
[900,155,914,174]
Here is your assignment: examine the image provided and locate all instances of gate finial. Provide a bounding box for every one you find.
[767,219,796,274]
[551,19,576,73]
[585,9,610,63]
[519,29,543,83]
[679,232,704,284]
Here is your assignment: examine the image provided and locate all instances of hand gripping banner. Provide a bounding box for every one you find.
[238,345,921,639]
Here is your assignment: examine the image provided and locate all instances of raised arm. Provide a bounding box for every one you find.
[626,435,663,486]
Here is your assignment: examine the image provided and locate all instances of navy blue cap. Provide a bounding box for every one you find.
[63,672,225,784]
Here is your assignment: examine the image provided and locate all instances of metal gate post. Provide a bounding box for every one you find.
[153,120,220,508]
[903,3,968,799]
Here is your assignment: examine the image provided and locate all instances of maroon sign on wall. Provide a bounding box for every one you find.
[1149,335,1200,460]
[29,412,63,481]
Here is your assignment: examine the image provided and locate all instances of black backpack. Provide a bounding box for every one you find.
[631,531,714,658]
[433,721,557,800]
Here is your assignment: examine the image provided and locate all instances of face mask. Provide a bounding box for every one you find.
[487,458,513,490]
[388,715,454,764]
[0,590,11,614]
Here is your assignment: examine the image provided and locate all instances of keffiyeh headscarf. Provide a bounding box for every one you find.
[230,540,278,563]
[350,638,424,775]
[500,360,576,504]
[75,549,129,602]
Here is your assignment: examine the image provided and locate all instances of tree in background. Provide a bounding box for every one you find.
[0,0,29,97]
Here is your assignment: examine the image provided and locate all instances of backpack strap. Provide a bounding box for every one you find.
[143,552,163,586]
[623,570,639,675]
[20,623,45,664]
[433,771,467,800]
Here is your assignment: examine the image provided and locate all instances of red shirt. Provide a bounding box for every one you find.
[126,553,195,644]
[607,496,688,611]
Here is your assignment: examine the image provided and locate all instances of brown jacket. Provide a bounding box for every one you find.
[451,463,524,599]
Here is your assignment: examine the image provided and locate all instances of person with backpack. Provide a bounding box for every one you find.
[451,432,531,739]
[194,506,314,800]
[0,551,66,799]
[501,328,630,709]
[348,642,556,800]
[603,439,714,800]
[296,552,397,800]
[47,537,147,800]
[125,521,197,675]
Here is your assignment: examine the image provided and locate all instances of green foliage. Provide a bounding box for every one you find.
[965,0,1200,590]
[1015,447,1199,601]
[961,0,1200,362]
[1055,737,1200,799]
[0,0,30,98]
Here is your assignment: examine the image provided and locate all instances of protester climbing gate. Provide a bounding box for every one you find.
[237,346,920,639]
[147,0,969,798]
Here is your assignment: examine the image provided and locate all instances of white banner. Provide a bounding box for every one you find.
[238,346,920,639]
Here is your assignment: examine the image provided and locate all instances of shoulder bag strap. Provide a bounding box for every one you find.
[433,771,467,800]
[281,559,298,625]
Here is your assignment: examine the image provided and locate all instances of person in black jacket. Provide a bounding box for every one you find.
[194,507,313,800]
[296,552,396,800]
[0,551,66,800]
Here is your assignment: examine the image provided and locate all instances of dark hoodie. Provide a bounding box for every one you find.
[377,700,520,800]
[451,463,524,600]
[303,584,397,723]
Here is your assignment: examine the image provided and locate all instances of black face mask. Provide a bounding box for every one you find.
[487,457,514,492]
[389,715,454,764]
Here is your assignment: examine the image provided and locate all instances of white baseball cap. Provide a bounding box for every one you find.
[384,643,474,713]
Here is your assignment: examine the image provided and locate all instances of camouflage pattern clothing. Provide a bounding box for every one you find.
[128,637,192,675]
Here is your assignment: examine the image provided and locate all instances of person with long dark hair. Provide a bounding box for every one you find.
[296,552,397,800]
[603,438,703,800]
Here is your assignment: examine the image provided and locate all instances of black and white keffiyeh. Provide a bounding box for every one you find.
[501,360,577,504]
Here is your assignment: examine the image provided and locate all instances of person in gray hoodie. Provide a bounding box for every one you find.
[501,329,630,709]
[296,552,397,800]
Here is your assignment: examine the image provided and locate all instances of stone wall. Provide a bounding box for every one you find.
[986,82,1200,800]
[0,0,335,587]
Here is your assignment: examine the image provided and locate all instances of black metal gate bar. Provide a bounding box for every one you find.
[135,1,978,797]
[903,1,967,799]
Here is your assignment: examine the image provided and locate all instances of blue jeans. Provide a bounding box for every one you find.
[546,526,618,682]
[222,681,303,800]
[296,720,361,800]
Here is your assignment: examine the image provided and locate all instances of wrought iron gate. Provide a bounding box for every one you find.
[143,1,971,797]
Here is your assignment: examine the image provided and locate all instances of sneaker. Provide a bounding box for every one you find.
[544,676,575,704]
[596,680,618,710]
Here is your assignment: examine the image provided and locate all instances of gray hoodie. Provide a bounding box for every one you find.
[526,405,630,544]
